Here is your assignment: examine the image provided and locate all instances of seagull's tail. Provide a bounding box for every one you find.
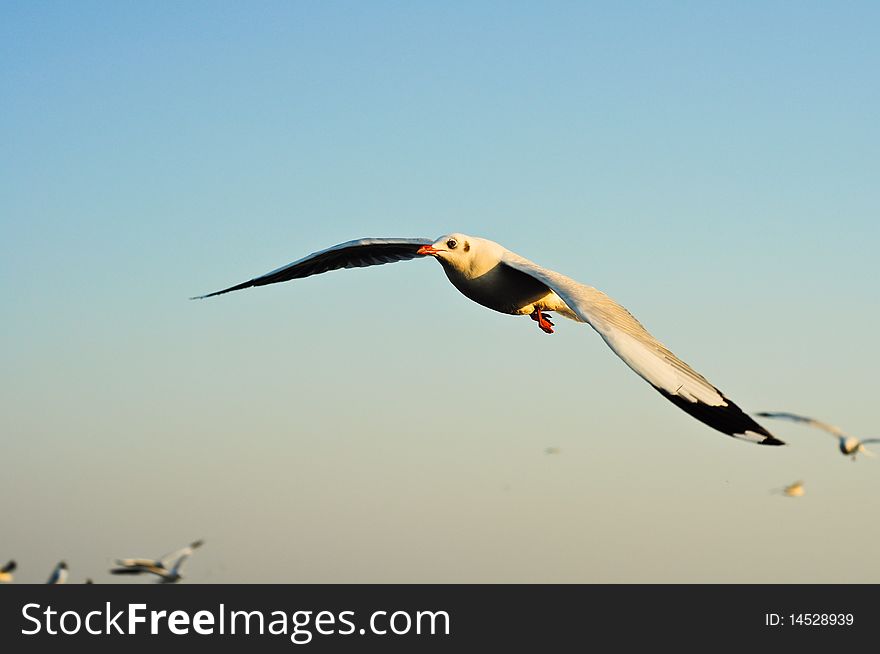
[859,444,875,458]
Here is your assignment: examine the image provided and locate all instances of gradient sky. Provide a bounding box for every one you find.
[2,1,879,583]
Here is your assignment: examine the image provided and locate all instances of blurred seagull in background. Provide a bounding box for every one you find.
[46,561,68,584]
[757,412,878,461]
[110,539,204,583]
[195,234,782,446]
[770,480,805,497]
[0,560,16,583]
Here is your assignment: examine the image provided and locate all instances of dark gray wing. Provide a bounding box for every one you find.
[1,560,15,574]
[115,557,164,569]
[110,567,148,575]
[193,238,433,299]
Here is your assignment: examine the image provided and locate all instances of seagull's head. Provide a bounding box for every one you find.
[417,233,500,277]
[417,233,470,259]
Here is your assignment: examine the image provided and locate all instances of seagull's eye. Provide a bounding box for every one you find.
[446,239,457,249]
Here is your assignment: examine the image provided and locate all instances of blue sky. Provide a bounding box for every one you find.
[2,2,879,583]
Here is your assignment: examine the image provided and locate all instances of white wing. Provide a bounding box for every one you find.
[193,238,433,299]
[501,251,782,445]
[159,539,204,567]
[156,539,204,575]
[754,412,848,438]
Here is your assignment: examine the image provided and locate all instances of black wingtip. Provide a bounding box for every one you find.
[189,290,227,300]
[190,279,257,300]
[656,389,784,445]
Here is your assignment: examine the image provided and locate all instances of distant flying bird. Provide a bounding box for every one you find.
[0,560,16,583]
[46,561,68,584]
[544,447,561,455]
[770,480,805,497]
[195,234,782,446]
[757,412,878,461]
[110,539,204,583]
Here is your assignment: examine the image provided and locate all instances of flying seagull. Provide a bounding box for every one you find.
[110,539,204,583]
[771,480,805,497]
[757,412,877,460]
[0,560,16,583]
[194,234,782,445]
[46,561,68,584]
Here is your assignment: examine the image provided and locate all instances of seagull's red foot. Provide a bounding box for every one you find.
[530,310,555,334]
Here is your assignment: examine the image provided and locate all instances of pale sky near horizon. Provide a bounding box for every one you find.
[2,2,879,583]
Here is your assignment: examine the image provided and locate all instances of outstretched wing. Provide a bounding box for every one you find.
[193,238,433,299]
[168,553,192,575]
[116,558,163,568]
[158,539,204,567]
[110,567,150,575]
[111,563,166,576]
[754,412,848,438]
[1,560,15,574]
[501,251,782,445]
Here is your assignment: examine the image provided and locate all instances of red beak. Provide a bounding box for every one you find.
[417,245,442,256]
